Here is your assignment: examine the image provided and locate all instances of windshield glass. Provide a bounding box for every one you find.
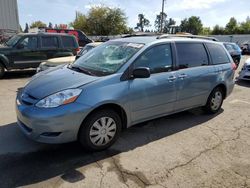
[6,35,22,47]
[73,41,144,76]
[79,45,95,56]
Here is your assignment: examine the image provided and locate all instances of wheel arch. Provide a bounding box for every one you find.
[80,103,128,131]
[214,83,227,99]
[0,55,9,69]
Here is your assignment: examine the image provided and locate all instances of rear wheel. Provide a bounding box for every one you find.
[0,64,5,78]
[78,109,122,151]
[203,87,224,114]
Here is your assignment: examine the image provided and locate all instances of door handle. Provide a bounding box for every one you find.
[168,76,176,82]
[178,74,187,79]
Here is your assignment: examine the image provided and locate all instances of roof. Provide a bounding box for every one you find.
[112,36,220,45]
[17,32,74,37]
[113,36,159,44]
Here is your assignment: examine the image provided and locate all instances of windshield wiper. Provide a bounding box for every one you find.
[69,65,95,76]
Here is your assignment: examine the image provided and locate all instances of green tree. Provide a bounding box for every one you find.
[70,7,128,35]
[30,21,47,28]
[70,11,89,33]
[211,25,225,35]
[154,12,167,32]
[135,14,150,32]
[163,18,176,33]
[200,27,211,35]
[180,16,203,35]
[239,16,250,34]
[225,17,238,34]
[48,22,53,28]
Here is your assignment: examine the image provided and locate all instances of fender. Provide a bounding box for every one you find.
[0,54,10,69]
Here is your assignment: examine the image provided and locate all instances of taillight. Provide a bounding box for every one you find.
[231,62,237,71]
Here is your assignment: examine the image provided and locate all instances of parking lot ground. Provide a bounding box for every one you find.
[0,58,250,188]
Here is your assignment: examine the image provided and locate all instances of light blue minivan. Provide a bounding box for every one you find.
[16,36,235,151]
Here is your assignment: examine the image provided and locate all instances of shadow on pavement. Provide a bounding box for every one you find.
[2,70,36,79]
[0,108,223,187]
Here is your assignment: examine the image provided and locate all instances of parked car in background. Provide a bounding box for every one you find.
[30,27,93,47]
[238,58,250,81]
[16,36,235,151]
[223,42,241,68]
[37,42,102,72]
[241,43,250,55]
[37,56,76,73]
[0,33,79,78]
[75,42,103,60]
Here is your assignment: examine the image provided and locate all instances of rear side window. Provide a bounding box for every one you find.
[206,43,230,64]
[41,36,59,48]
[134,44,173,74]
[224,44,234,51]
[176,43,209,69]
[61,36,76,48]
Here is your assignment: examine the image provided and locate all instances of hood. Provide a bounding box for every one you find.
[23,65,99,99]
[43,56,76,66]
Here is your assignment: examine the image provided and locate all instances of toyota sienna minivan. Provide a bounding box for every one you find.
[16,35,235,151]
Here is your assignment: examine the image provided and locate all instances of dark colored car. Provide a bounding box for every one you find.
[241,43,250,55]
[223,42,241,68]
[44,28,93,47]
[0,33,79,78]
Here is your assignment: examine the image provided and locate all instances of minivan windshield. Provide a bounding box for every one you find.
[6,35,22,47]
[72,41,144,76]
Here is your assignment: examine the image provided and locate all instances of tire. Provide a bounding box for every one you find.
[0,63,5,78]
[203,87,224,114]
[78,109,122,151]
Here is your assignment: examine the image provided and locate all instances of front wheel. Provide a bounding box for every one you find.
[78,109,122,151]
[203,87,224,114]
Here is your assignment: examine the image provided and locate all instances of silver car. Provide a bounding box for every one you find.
[238,58,250,80]
[16,35,235,151]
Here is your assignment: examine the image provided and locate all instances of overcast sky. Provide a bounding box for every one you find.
[18,0,250,30]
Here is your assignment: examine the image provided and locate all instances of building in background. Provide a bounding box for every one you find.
[0,0,19,42]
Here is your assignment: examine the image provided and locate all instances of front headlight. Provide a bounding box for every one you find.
[36,89,82,108]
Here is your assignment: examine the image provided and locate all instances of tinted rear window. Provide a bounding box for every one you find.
[62,36,76,48]
[41,36,59,48]
[176,43,209,69]
[207,43,230,64]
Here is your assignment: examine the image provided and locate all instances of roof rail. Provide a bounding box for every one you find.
[122,32,161,38]
[157,34,219,41]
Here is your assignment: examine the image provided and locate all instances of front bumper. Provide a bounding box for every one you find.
[238,70,250,81]
[16,98,92,144]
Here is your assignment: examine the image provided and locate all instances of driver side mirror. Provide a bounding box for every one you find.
[16,44,24,49]
[132,67,151,79]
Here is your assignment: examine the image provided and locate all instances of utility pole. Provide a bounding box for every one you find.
[160,0,166,33]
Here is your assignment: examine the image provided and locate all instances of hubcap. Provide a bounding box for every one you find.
[89,117,117,146]
[211,91,222,111]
